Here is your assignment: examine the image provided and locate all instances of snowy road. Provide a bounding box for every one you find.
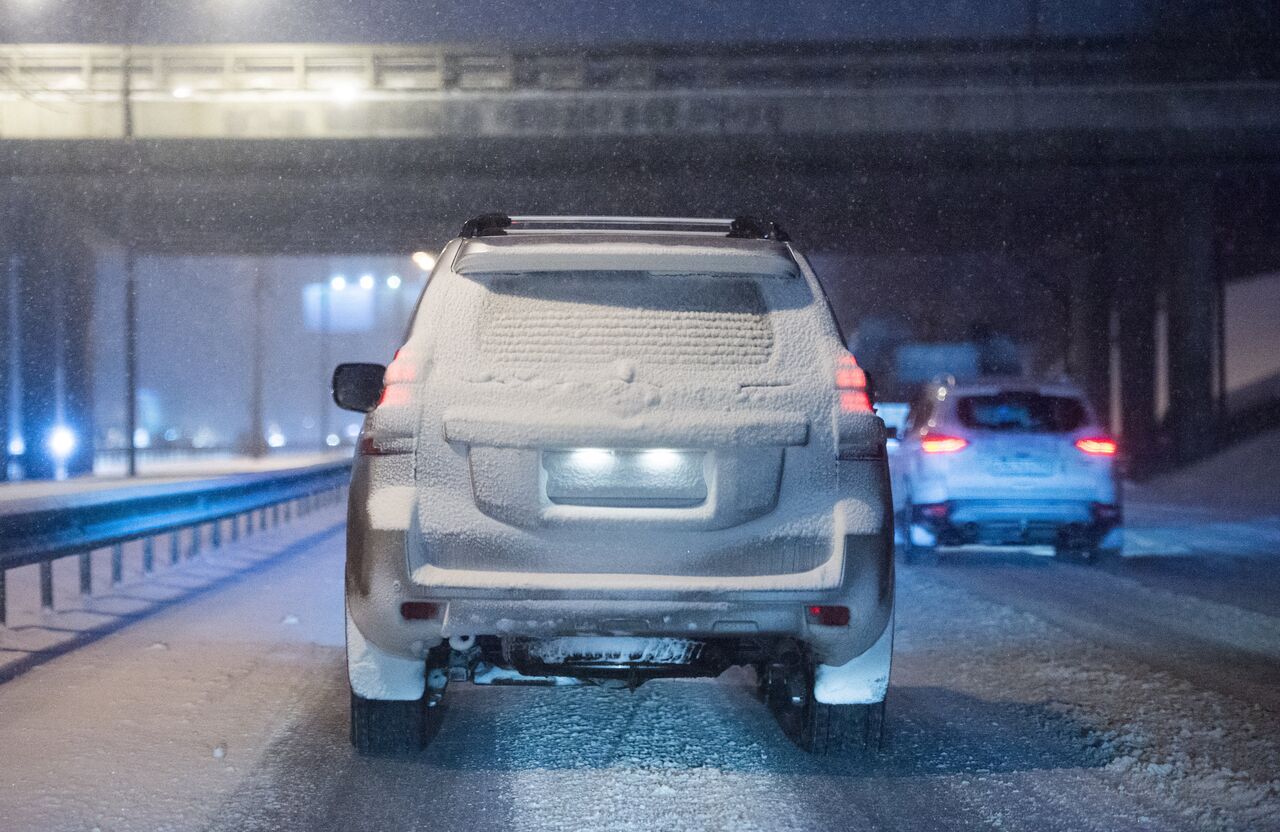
[2,503,1278,831]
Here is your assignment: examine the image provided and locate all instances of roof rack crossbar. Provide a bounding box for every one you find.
[457,214,790,241]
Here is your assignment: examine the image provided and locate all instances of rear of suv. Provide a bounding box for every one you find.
[893,377,1121,563]
[332,215,894,756]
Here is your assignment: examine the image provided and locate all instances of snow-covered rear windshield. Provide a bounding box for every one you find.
[474,271,775,367]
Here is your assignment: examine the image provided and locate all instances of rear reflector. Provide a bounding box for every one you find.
[916,502,951,520]
[400,602,439,620]
[357,435,413,456]
[1075,437,1118,456]
[807,605,851,626]
[1091,502,1122,522]
[921,435,968,454]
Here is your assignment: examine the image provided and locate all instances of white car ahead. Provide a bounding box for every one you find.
[332,215,895,756]
[892,377,1121,563]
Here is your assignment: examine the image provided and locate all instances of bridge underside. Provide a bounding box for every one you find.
[1,135,1278,477]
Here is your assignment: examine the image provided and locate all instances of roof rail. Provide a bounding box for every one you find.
[457,214,790,240]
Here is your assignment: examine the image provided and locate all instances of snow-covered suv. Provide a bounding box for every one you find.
[332,215,894,756]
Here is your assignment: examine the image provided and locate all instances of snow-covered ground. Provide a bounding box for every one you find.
[1,488,1278,831]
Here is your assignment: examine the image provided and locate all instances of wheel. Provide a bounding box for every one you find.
[1053,544,1098,564]
[770,659,886,757]
[350,689,432,754]
[897,503,939,566]
[800,697,886,756]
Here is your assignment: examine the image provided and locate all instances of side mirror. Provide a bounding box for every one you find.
[332,363,386,413]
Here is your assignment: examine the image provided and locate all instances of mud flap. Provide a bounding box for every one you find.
[813,610,893,705]
[346,608,425,701]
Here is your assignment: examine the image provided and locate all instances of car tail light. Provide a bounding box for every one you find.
[916,502,951,520]
[807,605,851,626]
[835,354,872,413]
[1075,437,1117,456]
[1091,502,1122,523]
[400,602,439,620]
[921,434,969,454]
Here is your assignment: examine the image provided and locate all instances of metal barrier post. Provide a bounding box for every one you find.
[79,552,92,594]
[189,525,201,558]
[111,543,124,584]
[170,531,180,564]
[143,537,154,572]
[0,569,7,625]
[211,520,222,549]
[39,561,54,610]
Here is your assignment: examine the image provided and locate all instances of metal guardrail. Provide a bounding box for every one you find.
[0,460,351,625]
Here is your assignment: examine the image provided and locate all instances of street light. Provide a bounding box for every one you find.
[412,251,436,272]
[47,425,77,480]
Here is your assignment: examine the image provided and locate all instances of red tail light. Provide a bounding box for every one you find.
[921,435,969,454]
[807,605,851,626]
[835,354,871,413]
[1075,437,1117,456]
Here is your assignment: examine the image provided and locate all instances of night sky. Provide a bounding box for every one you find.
[2,0,1153,45]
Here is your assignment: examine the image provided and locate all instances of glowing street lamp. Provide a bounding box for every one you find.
[411,251,436,272]
[47,425,77,479]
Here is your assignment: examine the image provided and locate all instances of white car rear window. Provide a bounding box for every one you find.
[956,392,1088,433]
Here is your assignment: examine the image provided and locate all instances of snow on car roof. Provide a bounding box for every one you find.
[451,234,800,277]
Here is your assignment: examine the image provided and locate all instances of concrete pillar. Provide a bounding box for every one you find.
[1166,181,1218,464]
[12,202,96,480]
[1069,243,1114,420]
[0,243,9,482]
[0,196,12,481]
[1111,205,1161,476]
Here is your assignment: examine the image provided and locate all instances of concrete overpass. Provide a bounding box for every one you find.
[2,39,1279,477]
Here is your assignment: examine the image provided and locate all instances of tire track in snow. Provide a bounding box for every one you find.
[490,677,817,832]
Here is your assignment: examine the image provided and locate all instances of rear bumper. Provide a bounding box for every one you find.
[911,499,1121,547]
[347,524,893,669]
[345,447,894,670]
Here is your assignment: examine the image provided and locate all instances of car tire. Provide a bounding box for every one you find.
[897,502,939,566]
[1052,545,1097,565]
[350,688,431,754]
[800,696,886,757]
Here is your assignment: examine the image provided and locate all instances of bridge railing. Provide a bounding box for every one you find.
[2,38,1276,102]
[0,460,351,626]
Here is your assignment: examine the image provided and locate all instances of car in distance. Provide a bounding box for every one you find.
[892,377,1121,563]
[332,215,895,756]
